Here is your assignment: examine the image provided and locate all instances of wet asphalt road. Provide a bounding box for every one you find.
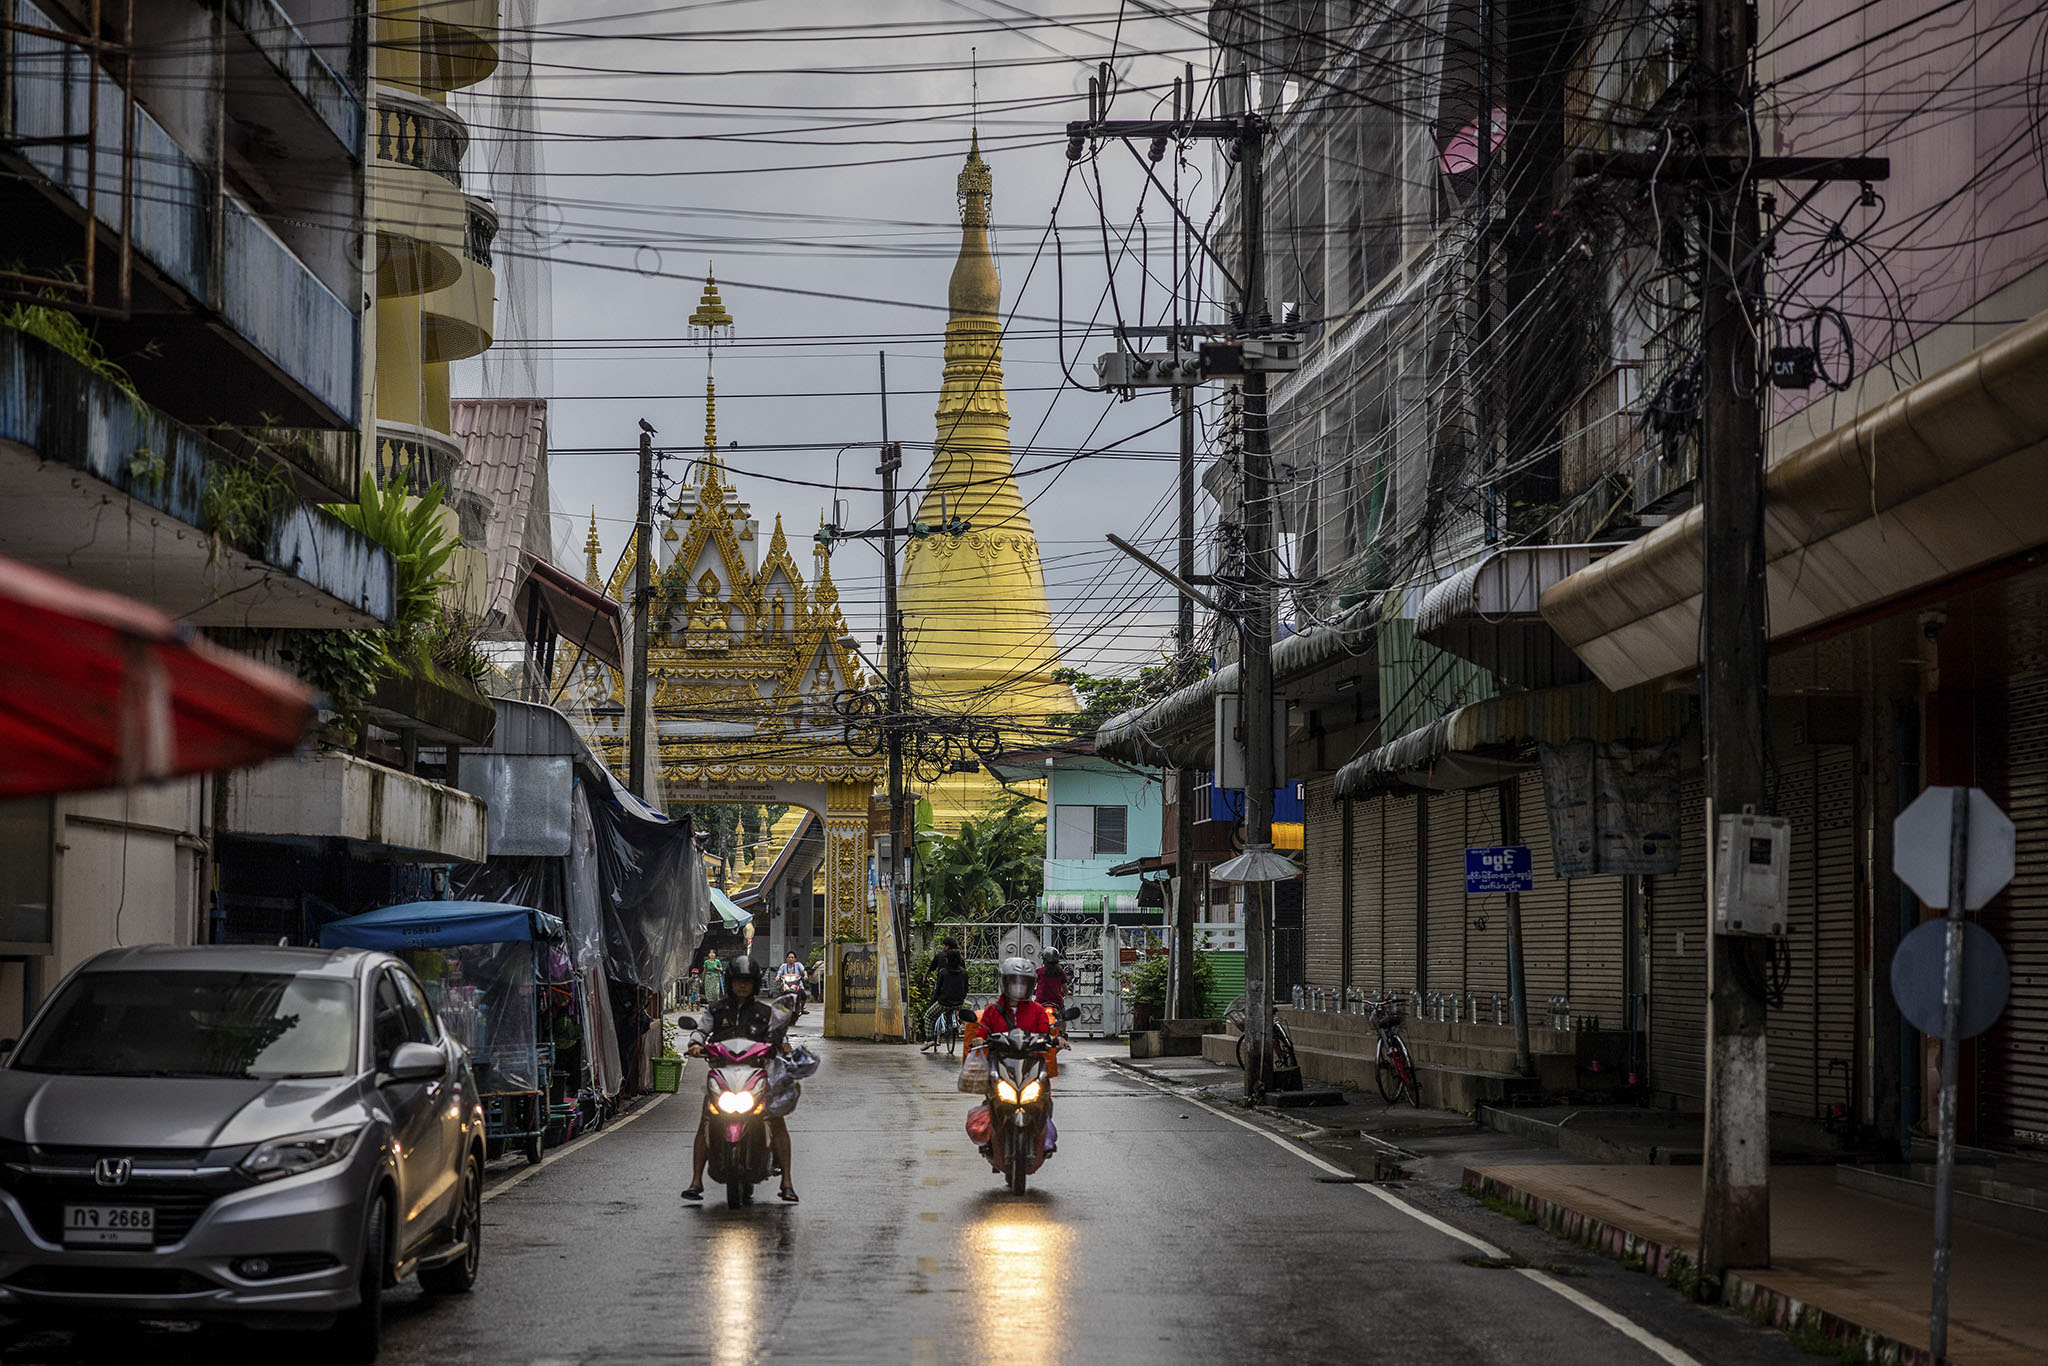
[0,1018,1820,1365]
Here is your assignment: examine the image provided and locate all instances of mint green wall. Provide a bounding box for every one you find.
[1043,761,1162,892]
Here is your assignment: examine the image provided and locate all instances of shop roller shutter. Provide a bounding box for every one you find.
[1381,793,1421,996]
[1426,790,1467,996]
[1569,873,1628,1029]
[1519,772,1573,1020]
[1768,751,1822,1117]
[1650,779,1709,1100]
[1985,672,2048,1148]
[1351,796,1385,993]
[1303,777,1343,989]
[1464,784,1510,1004]
[1813,747,1859,1125]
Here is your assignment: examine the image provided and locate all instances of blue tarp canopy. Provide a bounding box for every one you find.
[318,900,565,950]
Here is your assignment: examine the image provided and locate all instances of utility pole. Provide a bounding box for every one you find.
[628,419,656,799]
[1234,90,1277,1096]
[1066,67,1281,1054]
[1174,383,1200,1019]
[1696,0,1771,1275]
[878,352,910,989]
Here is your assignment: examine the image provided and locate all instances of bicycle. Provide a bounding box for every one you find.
[1225,995,1299,1073]
[923,1002,966,1056]
[1366,995,1420,1106]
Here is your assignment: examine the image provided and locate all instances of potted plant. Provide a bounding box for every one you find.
[1117,953,1169,1032]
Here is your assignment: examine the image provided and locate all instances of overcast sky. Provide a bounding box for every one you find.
[452,1,1226,677]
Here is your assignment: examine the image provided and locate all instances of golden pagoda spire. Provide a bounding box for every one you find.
[897,137,1073,831]
[689,265,735,469]
[584,506,603,587]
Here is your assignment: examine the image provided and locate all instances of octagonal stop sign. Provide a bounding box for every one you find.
[1893,786,2015,910]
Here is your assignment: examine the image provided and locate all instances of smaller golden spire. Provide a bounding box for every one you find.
[687,267,734,332]
[584,506,603,587]
[704,376,717,453]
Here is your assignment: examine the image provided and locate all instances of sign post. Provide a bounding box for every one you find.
[1892,785,2015,1363]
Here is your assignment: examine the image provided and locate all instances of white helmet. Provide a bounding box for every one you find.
[999,956,1034,1003]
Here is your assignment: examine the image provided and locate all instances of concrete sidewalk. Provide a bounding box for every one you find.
[1465,1163,2047,1366]
[1115,1051,2047,1366]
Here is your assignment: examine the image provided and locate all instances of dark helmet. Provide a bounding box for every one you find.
[1040,948,1061,967]
[725,954,762,992]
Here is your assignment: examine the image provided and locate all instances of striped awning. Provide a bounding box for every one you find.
[1334,682,1695,797]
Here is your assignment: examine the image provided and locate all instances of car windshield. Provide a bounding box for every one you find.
[10,970,357,1079]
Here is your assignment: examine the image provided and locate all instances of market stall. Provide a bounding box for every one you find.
[318,900,565,1164]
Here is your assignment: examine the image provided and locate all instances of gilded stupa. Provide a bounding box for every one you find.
[898,134,1074,830]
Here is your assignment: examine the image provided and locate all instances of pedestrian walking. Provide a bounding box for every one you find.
[703,948,724,1004]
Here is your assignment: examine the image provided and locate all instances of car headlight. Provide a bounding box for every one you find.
[995,1079,1019,1103]
[1019,1079,1042,1103]
[240,1125,368,1182]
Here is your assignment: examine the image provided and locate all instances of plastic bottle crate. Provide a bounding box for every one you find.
[653,1057,684,1094]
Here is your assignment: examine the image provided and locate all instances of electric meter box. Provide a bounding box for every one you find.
[1712,811,1791,936]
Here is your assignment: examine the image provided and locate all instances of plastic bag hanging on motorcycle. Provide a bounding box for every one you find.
[763,1045,821,1118]
[957,1041,990,1094]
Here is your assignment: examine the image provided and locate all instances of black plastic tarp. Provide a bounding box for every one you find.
[585,771,707,991]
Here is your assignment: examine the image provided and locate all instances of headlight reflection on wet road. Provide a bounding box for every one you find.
[965,1207,1074,1347]
[707,1219,759,1366]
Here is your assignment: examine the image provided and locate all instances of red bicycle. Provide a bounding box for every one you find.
[1367,995,1420,1105]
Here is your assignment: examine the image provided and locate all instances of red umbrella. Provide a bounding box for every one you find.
[0,554,318,799]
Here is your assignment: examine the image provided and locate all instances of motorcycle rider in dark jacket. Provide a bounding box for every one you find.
[680,955,798,1203]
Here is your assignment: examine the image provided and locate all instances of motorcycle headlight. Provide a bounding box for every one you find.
[240,1125,367,1182]
[995,1079,1019,1103]
[1019,1079,1042,1103]
[717,1090,753,1114]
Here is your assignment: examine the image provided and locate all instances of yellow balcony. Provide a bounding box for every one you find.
[379,0,501,93]
[370,87,467,297]
[420,196,497,363]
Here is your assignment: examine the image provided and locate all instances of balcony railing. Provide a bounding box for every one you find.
[374,421,465,498]
[464,196,498,268]
[374,90,466,188]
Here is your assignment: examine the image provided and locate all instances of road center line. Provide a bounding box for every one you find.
[1100,1061,1703,1366]
[482,1093,669,1203]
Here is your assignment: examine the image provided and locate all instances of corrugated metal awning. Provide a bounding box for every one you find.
[1542,309,2048,690]
[1093,600,1380,765]
[1334,682,1694,796]
[1417,545,1623,689]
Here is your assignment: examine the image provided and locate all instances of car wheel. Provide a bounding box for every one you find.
[331,1194,387,1363]
[419,1149,482,1295]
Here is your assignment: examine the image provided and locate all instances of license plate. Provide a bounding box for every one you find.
[63,1205,154,1246]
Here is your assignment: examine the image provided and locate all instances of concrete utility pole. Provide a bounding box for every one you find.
[1696,0,1772,1275]
[1235,96,1276,1096]
[628,420,656,799]
[879,352,910,988]
[1174,383,1200,1019]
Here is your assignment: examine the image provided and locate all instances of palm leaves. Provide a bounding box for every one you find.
[326,469,460,635]
[914,798,1045,920]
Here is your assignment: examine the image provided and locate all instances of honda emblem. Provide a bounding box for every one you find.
[93,1157,132,1187]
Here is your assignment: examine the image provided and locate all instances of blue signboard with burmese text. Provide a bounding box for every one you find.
[1465,846,1534,895]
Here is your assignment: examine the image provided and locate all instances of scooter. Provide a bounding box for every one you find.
[696,996,800,1209]
[976,1007,1079,1195]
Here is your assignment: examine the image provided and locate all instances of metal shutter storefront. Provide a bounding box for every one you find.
[1519,772,1572,1019]
[1382,793,1421,996]
[1464,785,1510,1003]
[1426,790,1467,996]
[1760,747,1858,1120]
[1767,752,1822,1115]
[1985,673,2048,1148]
[1304,777,1343,989]
[1569,873,1629,1029]
[1814,748,1859,1124]
[1650,779,1710,1101]
[1351,796,1385,992]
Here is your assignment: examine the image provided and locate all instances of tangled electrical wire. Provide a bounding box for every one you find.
[830,687,1008,784]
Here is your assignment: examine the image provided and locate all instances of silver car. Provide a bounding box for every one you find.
[0,945,485,1360]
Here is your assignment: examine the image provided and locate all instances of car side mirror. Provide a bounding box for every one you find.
[382,1041,446,1084]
